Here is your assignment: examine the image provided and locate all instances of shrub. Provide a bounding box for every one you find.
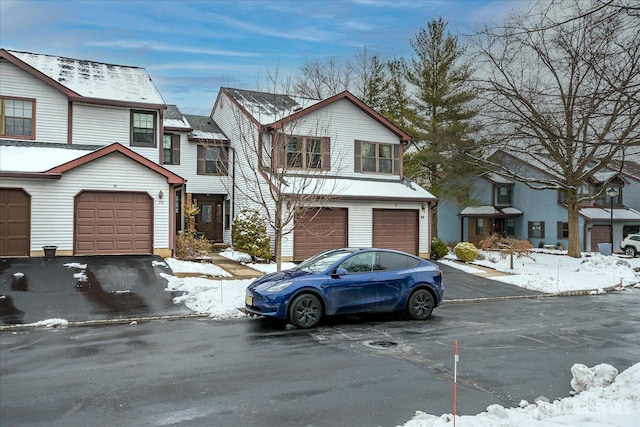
[175,230,212,260]
[454,242,478,262]
[232,208,273,261]
[431,237,449,260]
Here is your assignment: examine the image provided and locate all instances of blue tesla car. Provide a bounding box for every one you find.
[245,248,444,328]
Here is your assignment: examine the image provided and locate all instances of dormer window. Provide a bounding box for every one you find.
[496,185,512,205]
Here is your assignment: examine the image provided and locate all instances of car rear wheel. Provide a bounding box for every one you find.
[625,246,637,257]
[288,293,322,329]
[407,289,434,320]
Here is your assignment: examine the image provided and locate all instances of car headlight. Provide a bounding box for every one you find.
[267,281,293,292]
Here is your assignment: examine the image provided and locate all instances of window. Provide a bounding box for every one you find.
[557,222,569,239]
[197,145,228,175]
[354,140,400,175]
[163,134,180,165]
[339,252,375,274]
[506,218,516,236]
[496,185,512,205]
[284,135,329,170]
[528,221,545,239]
[375,252,419,271]
[131,111,157,146]
[595,185,622,206]
[476,218,484,235]
[1,97,35,138]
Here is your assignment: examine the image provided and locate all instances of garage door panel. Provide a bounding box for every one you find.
[373,209,418,255]
[75,191,152,255]
[0,189,30,257]
[294,208,347,261]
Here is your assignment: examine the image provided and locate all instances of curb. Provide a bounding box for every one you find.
[0,313,211,332]
[444,283,629,305]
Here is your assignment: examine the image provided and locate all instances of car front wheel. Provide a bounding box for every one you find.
[407,289,434,320]
[625,246,637,257]
[288,293,322,329]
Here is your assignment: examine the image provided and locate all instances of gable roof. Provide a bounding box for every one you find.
[0,49,166,107]
[45,143,185,184]
[219,87,411,143]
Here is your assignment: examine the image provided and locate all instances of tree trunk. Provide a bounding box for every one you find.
[566,190,581,258]
[274,199,283,272]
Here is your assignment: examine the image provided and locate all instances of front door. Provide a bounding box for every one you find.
[195,195,224,242]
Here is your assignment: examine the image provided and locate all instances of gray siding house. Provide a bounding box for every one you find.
[438,151,640,252]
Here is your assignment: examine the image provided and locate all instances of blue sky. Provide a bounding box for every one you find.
[1,0,528,115]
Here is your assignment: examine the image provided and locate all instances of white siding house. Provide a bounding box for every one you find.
[212,88,437,261]
[0,49,184,257]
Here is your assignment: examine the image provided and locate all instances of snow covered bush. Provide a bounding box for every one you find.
[454,241,478,262]
[231,208,272,261]
[431,237,449,260]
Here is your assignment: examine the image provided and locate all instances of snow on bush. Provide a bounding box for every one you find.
[454,242,478,262]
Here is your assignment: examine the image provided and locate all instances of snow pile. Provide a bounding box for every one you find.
[163,258,232,277]
[27,318,69,328]
[219,247,253,263]
[402,362,640,427]
[163,273,252,319]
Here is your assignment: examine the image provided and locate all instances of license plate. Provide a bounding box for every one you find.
[245,295,253,306]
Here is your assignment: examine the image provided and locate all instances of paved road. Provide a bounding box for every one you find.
[1,289,638,427]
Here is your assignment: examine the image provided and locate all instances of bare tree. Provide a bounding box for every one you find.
[472,0,640,258]
[292,57,351,99]
[216,73,345,271]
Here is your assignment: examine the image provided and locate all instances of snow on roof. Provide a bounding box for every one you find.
[223,87,322,125]
[281,176,436,200]
[485,172,514,184]
[580,207,640,221]
[164,105,191,129]
[459,206,523,216]
[0,143,96,173]
[9,50,165,105]
[460,206,500,215]
[184,114,227,140]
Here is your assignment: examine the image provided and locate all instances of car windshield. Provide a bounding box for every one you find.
[296,249,355,273]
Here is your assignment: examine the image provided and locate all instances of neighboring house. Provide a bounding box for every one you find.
[438,150,640,252]
[0,49,185,257]
[211,88,437,261]
[161,105,232,243]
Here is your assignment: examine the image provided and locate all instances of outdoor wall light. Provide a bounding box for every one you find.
[159,190,164,200]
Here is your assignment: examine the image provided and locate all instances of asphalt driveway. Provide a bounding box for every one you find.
[0,255,191,326]
[437,262,544,300]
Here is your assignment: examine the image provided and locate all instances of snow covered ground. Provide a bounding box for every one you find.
[159,248,639,427]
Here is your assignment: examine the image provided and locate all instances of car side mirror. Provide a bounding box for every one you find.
[331,267,348,278]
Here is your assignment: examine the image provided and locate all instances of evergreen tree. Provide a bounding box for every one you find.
[403,18,481,201]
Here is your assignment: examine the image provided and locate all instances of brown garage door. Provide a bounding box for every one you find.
[75,191,152,255]
[591,225,611,252]
[373,209,418,255]
[0,189,30,257]
[294,208,347,261]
